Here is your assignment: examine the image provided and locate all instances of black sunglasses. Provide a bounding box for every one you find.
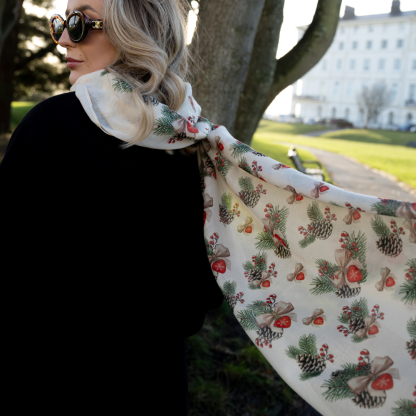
[49,10,104,44]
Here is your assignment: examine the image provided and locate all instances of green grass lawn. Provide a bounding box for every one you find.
[253,120,416,189]
[11,102,36,131]
[259,120,328,135]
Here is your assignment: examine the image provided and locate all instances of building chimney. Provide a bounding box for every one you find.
[343,6,356,20]
[391,0,401,15]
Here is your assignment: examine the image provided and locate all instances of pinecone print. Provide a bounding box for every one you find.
[274,244,291,259]
[200,174,206,192]
[407,338,416,362]
[204,158,215,176]
[238,190,261,208]
[224,293,237,308]
[352,390,386,409]
[296,354,326,373]
[252,150,266,157]
[255,326,282,347]
[310,220,333,239]
[335,285,362,299]
[348,317,366,334]
[247,269,263,284]
[376,233,403,258]
[219,204,234,225]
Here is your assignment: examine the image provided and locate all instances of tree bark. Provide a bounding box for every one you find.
[189,0,266,135]
[0,0,22,134]
[234,0,284,143]
[0,0,22,59]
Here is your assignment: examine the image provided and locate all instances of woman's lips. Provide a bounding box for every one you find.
[66,57,84,68]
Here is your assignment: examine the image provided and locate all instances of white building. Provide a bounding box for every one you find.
[291,1,416,128]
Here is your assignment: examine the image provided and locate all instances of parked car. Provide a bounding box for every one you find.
[321,118,354,128]
[394,123,416,132]
[277,115,302,124]
[302,118,316,125]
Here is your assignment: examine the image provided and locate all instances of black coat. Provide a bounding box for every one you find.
[0,92,223,411]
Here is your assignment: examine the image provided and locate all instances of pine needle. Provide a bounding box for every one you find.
[407,317,416,339]
[299,334,317,356]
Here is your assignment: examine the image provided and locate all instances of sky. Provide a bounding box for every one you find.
[26,0,416,115]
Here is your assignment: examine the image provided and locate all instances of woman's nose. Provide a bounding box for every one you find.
[58,27,75,48]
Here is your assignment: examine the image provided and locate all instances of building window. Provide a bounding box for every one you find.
[296,79,303,96]
[345,108,350,120]
[354,26,359,33]
[331,107,337,118]
[399,23,405,31]
[339,42,344,50]
[341,28,345,35]
[295,103,301,118]
[347,81,354,98]
[397,39,403,48]
[378,59,385,71]
[381,40,387,49]
[337,59,342,70]
[352,41,358,50]
[317,106,322,118]
[388,112,394,125]
[369,25,373,32]
[349,59,356,70]
[413,60,416,70]
[364,59,370,71]
[410,84,416,101]
[391,84,398,101]
[366,40,372,49]
[322,60,327,71]
[394,59,401,70]
[407,113,413,122]
[333,82,340,97]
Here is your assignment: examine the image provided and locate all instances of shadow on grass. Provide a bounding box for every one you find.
[186,301,322,416]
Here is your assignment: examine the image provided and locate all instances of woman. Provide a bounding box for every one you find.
[1,0,223,413]
[2,1,414,415]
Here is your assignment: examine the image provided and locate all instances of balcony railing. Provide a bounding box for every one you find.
[293,95,326,102]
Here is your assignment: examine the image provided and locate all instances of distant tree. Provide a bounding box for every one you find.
[0,0,69,135]
[356,83,392,129]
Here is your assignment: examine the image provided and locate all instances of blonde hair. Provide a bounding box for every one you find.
[103,0,193,149]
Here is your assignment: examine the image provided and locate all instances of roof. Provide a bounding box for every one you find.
[341,10,416,22]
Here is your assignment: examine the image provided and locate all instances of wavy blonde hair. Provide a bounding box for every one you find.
[103,0,192,149]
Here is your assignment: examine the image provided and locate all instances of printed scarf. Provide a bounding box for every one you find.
[71,70,416,416]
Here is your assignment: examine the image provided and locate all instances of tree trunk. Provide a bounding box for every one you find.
[234,0,284,143]
[0,1,21,134]
[0,0,22,59]
[190,0,342,144]
[189,0,266,135]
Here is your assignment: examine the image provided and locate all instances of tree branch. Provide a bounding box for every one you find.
[14,41,57,71]
[234,0,284,143]
[262,0,342,113]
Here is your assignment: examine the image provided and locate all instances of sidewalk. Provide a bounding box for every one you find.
[286,137,415,201]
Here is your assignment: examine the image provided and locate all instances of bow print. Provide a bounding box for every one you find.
[237,217,253,233]
[332,249,364,289]
[203,193,213,224]
[343,209,360,225]
[347,356,400,398]
[252,270,275,289]
[255,301,297,334]
[172,116,200,138]
[375,267,397,291]
[354,316,381,339]
[284,185,304,204]
[262,218,289,250]
[302,309,327,326]
[207,243,231,272]
[287,263,306,282]
[404,219,416,243]
[395,201,416,220]
[272,163,290,170]
[310,182,329,199]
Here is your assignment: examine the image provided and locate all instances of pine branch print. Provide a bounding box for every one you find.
[371,199,401,217]
[238,156,252,175]
[218,157,233,179]
[222,281,237,296]
[221,193,233,212]
[299,234,316,248]
[112,78,133,93]
[399,280,416,305]
[370,215,391,237]
[286,345,303,360]
[255,231,276,251]
[392,399,416,416]
[407,317,416,339]
[154,106,182,137]
[100,69,109,76]
[243,261,255,272]
[300,371,323,381]
[238,176,254,192]
[307,202,325,222]
[230,141,252,158]
[247,300,273,316]
[299,334,318,356]
[237,309,258,331]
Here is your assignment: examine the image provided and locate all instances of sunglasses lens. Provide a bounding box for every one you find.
[52,18,64,41]
[68,14,83,41]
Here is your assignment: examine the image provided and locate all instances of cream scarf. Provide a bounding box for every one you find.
[71,70,416,416]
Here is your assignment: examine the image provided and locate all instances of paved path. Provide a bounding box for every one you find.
[284,137,415,201]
